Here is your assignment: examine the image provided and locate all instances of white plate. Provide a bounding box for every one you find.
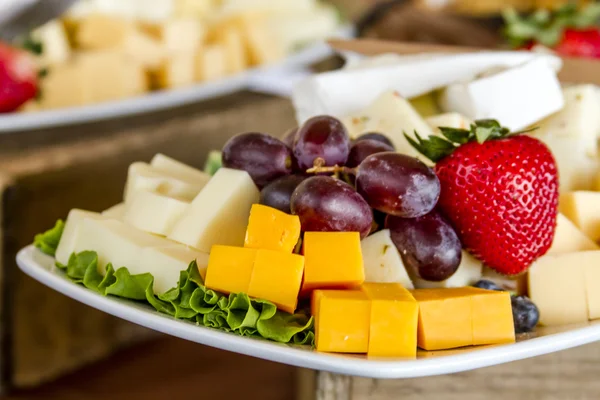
[16,244,600,378]
[0,25,354,133]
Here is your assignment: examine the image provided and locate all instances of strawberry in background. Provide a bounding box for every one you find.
[503,2,600,58]
[0,41,39,113]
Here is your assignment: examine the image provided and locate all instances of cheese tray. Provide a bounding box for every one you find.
[16,39,600,378]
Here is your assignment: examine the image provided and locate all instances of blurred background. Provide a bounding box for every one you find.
[0,0,598,399]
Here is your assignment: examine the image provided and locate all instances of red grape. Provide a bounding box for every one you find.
[347,138,394,168]
[354,132,395,150]
[293,116,350,170]
[386,211,462,281]
[222,132,292,188]
[356,152,440,218]
[290,176,372,238]
[260,175,308,214]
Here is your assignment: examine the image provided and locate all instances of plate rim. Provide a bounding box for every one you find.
[16,244,600,379]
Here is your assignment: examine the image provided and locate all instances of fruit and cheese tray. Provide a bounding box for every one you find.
[0,0,348,131]
[17,40,600,378]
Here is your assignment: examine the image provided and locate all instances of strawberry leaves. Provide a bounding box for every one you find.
[406,119,537,163]
[503,3,600,48]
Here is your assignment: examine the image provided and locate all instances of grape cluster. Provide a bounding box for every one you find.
[221,115,462,282]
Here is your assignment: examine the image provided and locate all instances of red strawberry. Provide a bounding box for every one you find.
[503,4,600,59]
[0,42,38,113]
[407,120,559,276]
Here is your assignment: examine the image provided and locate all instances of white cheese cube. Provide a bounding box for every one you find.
[195,45,228,82]
[342,91,434,163]
[409,93,440,118]
[139,245,209,294]
[426,113,473,131]
[168,168,259,252]
[528,251,596,325]
[559,191,600,242]
[73,218,167,273]
[31,20,71,66]
[120,30,165,69]
[411,250,483,289]
[145,18,205,52]
[76,14,137,49]
[150,153,210,185]
[548,213,599,254]
[534,85,600,157]
[439,58,564,131]
[124,162,206,203]
[155,52,196,89]
[55,209,106,265]
[123,190,189,236]
[214,26,247,74]
[102,203,126,219]
[361,230,413,289]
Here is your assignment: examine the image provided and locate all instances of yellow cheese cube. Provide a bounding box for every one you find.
[36,63,88,109]
[244,204,301,253]
[195,45,228,82]
[411,288,473,350]
[204,245,256,295]
[302,232,365,293]
[312,290,370,353]
[470,289,515,346]
[143,18,205,52]
[247,250,304,314]
[154,52,197,89]
[361,283,418,358]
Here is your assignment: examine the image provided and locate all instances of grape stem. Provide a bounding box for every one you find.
[305,165,357,175]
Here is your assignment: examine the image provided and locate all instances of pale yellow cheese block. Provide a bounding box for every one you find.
[559,191,600,243]
[213,26,247,74]
[195,45,228,82]
[32,20,71,66]
[102,203,126,220]
[155,51,197,89]
[548,213,599,254]
[36,63,88,109]
[150,153,211,185]
[55,209,107,265]
[76,14,138,49]
[143,18,205,52]
[123,190,189,236]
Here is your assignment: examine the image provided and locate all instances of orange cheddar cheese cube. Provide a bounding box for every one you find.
[248,249,304,314]
[411,288,473,350]
[204,245,256,295]
[244,204,301,253]
[361,283,419,358]
[302,232,365,293]
[312,290,370,353]
[470,289,515,346]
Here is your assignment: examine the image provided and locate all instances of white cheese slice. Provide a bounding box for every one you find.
[411,250,483,289]
[73,218,167,274]
[439,58,565,131]
[548,213,599,254]
[342,91,433,162]
[102,203,126,220]
[292,52,562,124]
[123,190,189,236]
[31,20,71,66]
[528,251,596,325]
[150,153,210,185]
[361,229,413,289]
[559,191,600,242]
[533,85,600,157]
[426,112,473,131]
[55,209,107,265]
[168,168,259,252]
[124,162,206,204]
[139,245,209,294]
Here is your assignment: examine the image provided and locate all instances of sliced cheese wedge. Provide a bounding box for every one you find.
[55,209,107,265]
[168,168,259,252]
[102,203,126,219]
[124,162,206,203]
[139,245,209,294]
[123,190,189,236]
[361,229,413,289]
[559,191,600,242]
[72,218,167,274]
[150,153,210,185]
[548,213,599,254]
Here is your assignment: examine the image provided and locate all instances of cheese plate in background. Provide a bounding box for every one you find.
[0,24,353,133]
[16,244,600,379]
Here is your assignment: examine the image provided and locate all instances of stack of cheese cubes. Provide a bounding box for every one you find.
[20,0,340,112]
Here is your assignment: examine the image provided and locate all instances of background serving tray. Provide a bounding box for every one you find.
[16,245,600,379]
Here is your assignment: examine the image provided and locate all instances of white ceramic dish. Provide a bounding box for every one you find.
[17,244,600,378]
[0,24,353,133]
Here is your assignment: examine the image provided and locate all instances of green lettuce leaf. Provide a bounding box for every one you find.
[55,249,314,346]
[33,219,64,256]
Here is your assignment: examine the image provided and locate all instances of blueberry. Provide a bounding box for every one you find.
[511,295,539,333]
[473,279,503,291]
